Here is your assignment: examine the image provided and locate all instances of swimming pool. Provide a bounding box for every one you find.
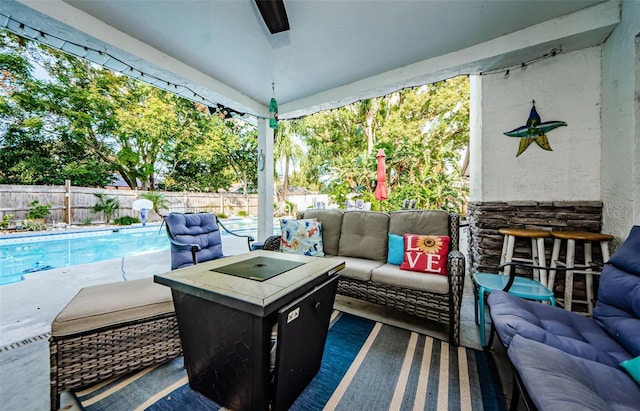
[0,218,274,285]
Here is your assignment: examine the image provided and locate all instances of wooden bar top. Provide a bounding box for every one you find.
[550,231,614,241]
[499,228,551,238]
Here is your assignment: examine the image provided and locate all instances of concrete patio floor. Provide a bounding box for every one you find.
[0,229,519,410]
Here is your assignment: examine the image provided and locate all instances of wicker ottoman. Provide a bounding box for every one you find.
[49,277,182,410]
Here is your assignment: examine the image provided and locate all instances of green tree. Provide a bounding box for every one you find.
[295,77,470,213]
[0,31,117,186]
[274,120,305,202]
[162,108,256,193]
[1,30,257,192]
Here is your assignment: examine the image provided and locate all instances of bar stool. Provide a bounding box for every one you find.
[549,231,613,315]
[499,228,551,287]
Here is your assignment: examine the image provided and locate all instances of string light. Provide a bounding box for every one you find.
[2,13,565,122]
[479,47,562,77]
[0,12,254,121]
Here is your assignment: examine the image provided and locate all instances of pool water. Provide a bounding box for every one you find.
[0,218,273,285]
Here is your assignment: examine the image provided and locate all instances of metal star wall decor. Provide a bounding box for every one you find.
[504,101,567,157]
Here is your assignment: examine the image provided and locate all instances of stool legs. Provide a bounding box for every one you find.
[564,239,577,312]
[548,239,561,290]
[532,237,548,287]
[559,239,609,315]
[501,234,516,276]
[584,242,594,315]
[600,240,611,263]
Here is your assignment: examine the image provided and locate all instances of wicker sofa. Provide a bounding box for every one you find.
[49,278,182,411]
[263,209,466,345]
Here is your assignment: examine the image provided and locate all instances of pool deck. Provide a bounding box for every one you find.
[0,229,508,411]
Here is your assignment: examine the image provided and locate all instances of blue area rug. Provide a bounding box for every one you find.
[74,312,506,410]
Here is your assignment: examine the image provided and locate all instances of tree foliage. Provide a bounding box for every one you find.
[2,30,470,213]
[284,78,470,213]
[0,30,257,192]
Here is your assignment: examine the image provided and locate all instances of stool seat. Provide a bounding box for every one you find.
[551,231,614,242]
[499,228,551,238]
[473,272,555,347]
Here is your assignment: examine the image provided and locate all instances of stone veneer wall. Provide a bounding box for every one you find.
[467,201,604,274]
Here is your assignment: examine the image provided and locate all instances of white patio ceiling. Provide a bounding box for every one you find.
[2,0,619,120]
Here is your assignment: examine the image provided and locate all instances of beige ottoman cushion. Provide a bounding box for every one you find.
[51,277,174,337]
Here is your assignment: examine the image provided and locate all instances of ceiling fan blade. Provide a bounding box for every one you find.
[255,0,290,34]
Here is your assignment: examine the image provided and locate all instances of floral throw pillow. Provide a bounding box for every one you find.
[279,219,324,257]
[399,234,450,275]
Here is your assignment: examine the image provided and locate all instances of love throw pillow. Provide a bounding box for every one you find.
[400,234,450,275]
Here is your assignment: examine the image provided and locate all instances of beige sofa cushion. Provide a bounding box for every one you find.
[327,256,383,281]
[388,210,449,236]
[338,211,389,263]
[301,209,344,256]
[371,263,449,294]
[51,277,174,337]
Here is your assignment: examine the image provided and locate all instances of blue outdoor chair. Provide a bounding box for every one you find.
[164,212,254,270]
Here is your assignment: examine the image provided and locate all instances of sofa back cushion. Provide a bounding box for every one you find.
[594,225,640,357]
[300,209,344,256]
[338,211,390,263]
[388,210,450,237]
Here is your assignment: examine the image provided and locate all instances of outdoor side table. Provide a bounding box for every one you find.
[473,272,556,347]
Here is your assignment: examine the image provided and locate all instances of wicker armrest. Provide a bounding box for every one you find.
[263,234,281,251]
[447,249,466,346]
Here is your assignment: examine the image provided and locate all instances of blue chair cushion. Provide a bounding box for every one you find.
[488,290,632,368]
[594,225,640,357]
[165,213,223,270]
[607,225,640,276]
[508,335,640,411]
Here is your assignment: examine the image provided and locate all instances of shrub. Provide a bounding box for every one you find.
[140,191,169,216]
[237,210,248,217]
[26,200,52,220]
[23,219,44,231]
[1,214,14,229]
[114,216,141,225]
[92,193,120,224]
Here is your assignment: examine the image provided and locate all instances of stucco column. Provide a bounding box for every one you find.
[257,117,275,242]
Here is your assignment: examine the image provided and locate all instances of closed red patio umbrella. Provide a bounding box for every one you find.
[374,149,388,210]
